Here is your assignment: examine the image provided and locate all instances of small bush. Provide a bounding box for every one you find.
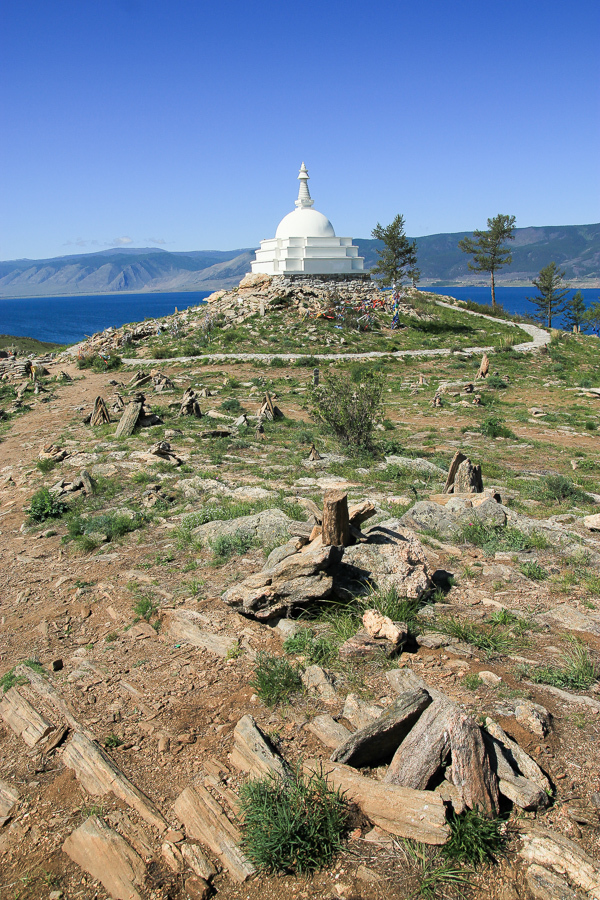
[458,522,548,555]
[479,415,514,439]
[238,768,348,873]
[133,597,158,621]
[308,370,384,450]
[209,530,255,562]
[270,357,286,368]
[36,457,58,474]
[67,511,144,543]
[486,375,508,389]
[249,653,303,706]
[532,474,588,503]
[221,398,242,413]
[443,809,506,865]
[77,353,122,371]
[283,628,335,666]
[104,733,124,749]
[436,615,523,656]
[27,487,69,522]
[294,356,318,367]
[519,561,549,581]
[1,668,27,692]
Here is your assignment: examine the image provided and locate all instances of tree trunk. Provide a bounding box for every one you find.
[115,401,142,438]
[491,270,496,306]
[321,489,350,546]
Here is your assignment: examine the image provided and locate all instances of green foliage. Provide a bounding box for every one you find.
[270,357,286,368]
[249,653,303,707]
[462,673,483,690]
[527,639,598,691]
[36,457,58,474]
[443,809,506,865]
[132,597,158,621]
[238,768,348,874]
[584,301,600,334]
[458,214,516,306]
[294,356,319,367]
[67,510,145,543]
[104,733,124,749]
[479,415,514,438]
[563,290,588,332]
[436,615,523,656]
[402,841,471,899]
[221,397,242,412]
[527,262,570,327]
[0,668,27,692]
[371,214,418,287]
[209,530,255,563]
[519,561,549,581]
[486,375,508,389]
[531,474,588,503]
[283,628,335,666]
[77,353,122,372]
[26,487,69,522]
[309,369,384,450]
[24,658,45,674]
[458,521,548,555]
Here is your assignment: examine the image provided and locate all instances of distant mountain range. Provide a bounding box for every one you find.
[1,223,598,297]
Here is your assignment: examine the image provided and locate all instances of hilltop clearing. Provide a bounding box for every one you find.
[1,288,600,900]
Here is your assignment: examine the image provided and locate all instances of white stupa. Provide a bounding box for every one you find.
[251,163,365,276]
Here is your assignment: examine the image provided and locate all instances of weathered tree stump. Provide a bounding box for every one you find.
[115,401,142,438]
[443,451,468,494]
[321,489,350,547]
[476,353,490,379]
[308,443,322,461]
[454,458,483,493]
[179,388,202,418]
[90,396,111,426]
[450,711,500,817]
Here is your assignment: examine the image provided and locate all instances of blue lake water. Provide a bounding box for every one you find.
[0,285,598,346]
[0,291,211,346]
[424,285,599,329]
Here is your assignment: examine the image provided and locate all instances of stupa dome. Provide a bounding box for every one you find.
[275,207,335,239]
[251,162,364,276]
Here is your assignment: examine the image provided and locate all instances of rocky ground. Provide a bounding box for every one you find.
[1,289,600,900]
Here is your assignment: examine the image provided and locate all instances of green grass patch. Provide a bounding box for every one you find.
[209,530,255,563]
[435,613,526,656]
[526,639,598,691]
[26,487,69,522]
[249,653,303,707]
[443,809,507,865]
[238,768,348,874]
[519,561,549,581]
[457,522,549,555]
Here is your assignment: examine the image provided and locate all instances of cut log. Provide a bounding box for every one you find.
[443,451,467,494]
[180,842,217,880]
[164,609,238,657]
[520,828,600,900]
[0,687,55,747]
[62,731,166,832]
[321,489,350,547]
[307,714,352,749]
[62,815,145,900]
[90,396,111,426]
[385,697,456,789]
[449,711,500,817]
[331,688,431,767]
[476,353,490,379]
[454,458,483,494]
[348,500,376,527]
[115,401,142,438]
[483,732,549,811]
[173,784,255,882]
[304,759,449,846]
[484,719,551,794]
[230,715,290,780]
[0,779,20,823]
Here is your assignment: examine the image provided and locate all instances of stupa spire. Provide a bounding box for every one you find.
[295,162,314,209]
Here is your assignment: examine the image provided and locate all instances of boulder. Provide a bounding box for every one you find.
[583,514,600,532]
[222,542,342,620]
[62,816,146,900]
[401,499,507,539]
[520,828,600,900]
[385,456,446,477]
[334,520,431,600]
[342,694,384,730]
[193,508,293,547]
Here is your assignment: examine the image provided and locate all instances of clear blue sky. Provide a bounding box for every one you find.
[1,0,598,260]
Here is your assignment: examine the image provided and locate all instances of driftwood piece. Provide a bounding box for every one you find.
[90,396,111,426]
[63,815,146,900]
[164,609,237,657]
[0,687,55,747]
[476,353,490,379]
[331,688,431,767]
[322,489,350,547]
[230,715,290,780]
[62,732,166,831]
[450,712,500,817]
[454,458,483,494]
[385,697,456,789]
[304,759,449,846]
[0,779,20,822]
[14,664,81,731]
[115,401,142,438]
[443,450,467,494]
[520,827,600,900]
[348,500,376,527]
[485,719,551,794]
[173,785,255,882]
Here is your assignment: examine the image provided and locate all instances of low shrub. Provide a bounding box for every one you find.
[221,398,242,413]
[479,415,514,439]
[458,522,548,555]
[532,474,588,503]
[308,369,384,450]
[209,530,255,562]
[283,628,335,666]
[443,809,506,865]
[249,653,303,706]
[238,768,348,873]
[27,487,69,522]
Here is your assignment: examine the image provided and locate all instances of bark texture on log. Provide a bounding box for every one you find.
[385,698,455,789]
[173,785,255,882]
[443,451,467,494]
[450,712,500,817]
[348,500,377,527]
[321,489,350,547]
[90,396,111,426]
[476,353,490,379]
[63,815,146,900]
[0,687,55,747]
[230,715,290,780]
[304,759,449,845]
[331,688,431,767]
[454,458,483,493]
[115,401,142,438]
[519,828,600,900]
[62,732,167,831]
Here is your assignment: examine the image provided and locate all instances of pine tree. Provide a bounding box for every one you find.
[584,301,600,335]
[458,214,516,306]
[371,215,418,288]
[563,290,587,332]
[527,262,570,328]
